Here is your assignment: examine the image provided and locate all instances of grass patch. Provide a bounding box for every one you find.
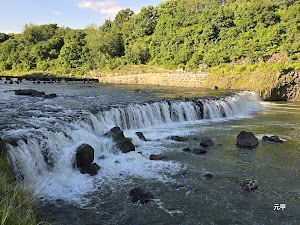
[0,138,44,225]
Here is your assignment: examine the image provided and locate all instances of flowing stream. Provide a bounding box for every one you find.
[1,81,299,225]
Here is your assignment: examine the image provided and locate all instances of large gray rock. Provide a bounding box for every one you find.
[105,127,135,153]
[80,163,100,175]
[236,131,258,147]
[116,139,135,153]
[104,127,124,139]
[76,144,94,167]
[200,137,214,147]
[129,187,154,204]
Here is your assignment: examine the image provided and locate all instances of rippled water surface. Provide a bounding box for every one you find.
[0,80,299,225]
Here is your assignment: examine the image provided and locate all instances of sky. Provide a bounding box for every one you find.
[0,0,164,34]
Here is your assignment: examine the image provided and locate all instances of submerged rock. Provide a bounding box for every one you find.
[129,187,154,204]
[183,147,191,152]
[149,154,167,160]
[191,148,207,154]
[236,131,258,147]
[80,163,100,175]
[15,89,57,98]
[203,173,213,179]
[15,89,45,97]
[98,155,107,160]
[105,127,135,153]
[76,144,94,167]
[135,132,147,141]
[238,179,258,191]
[167,135,188,142]
[262,135,283,143]
[104,126,124,139]
[116,139,135,153]
[200,137,214,147]
[44,93,57,99]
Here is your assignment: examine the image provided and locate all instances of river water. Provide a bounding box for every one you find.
[0,80,299,225]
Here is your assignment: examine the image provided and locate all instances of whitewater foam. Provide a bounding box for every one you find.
[7,91,263,204]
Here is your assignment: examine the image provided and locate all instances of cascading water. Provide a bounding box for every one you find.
[7,91,263,203]
[96,91,261,130]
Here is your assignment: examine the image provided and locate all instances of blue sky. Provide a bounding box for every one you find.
[0,0,164,33]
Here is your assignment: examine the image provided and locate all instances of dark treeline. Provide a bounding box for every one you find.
[0,0,299,75]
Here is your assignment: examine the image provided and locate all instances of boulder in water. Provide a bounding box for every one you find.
[149,154,167,160]
[191,148,207,154]
[80,163,100,175]
[238,179,258,191]
[167,136,188,142]
[129,187,154,204]
[200,137,214,147]
[44,93,57,99]
[183,147,191,152]
[76,144,94,167]
[116,138,135,153]
[203,173,213,179]
[262,135,283,143]
[135,132,147,141]
[15,89,45,97]
[105,127,135,153]
[104,126,124,139]
[236,131,258,147]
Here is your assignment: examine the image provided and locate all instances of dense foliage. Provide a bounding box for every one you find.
[0,0,299,75]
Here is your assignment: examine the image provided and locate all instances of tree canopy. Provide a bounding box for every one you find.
[0,0,299,75]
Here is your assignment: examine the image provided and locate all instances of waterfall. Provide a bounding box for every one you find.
[7,91,262,202]
[96,91,261,129]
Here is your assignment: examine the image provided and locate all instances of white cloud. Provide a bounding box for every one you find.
[78,0,122,18]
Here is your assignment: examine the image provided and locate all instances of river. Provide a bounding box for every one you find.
[0,80,299,225]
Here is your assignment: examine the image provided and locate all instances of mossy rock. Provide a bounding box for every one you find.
[105,127,135,153]
[80,163,100,175]
[76,144,94,167]
[116,137,135,153]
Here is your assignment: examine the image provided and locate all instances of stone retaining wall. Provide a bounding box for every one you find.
[99,72,209,87]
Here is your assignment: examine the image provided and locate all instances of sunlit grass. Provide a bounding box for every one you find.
[0,139,45,225]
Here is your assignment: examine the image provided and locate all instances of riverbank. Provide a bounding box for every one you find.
[201,57,300,101]
[0,138,41,225]
[1,58,300,101]
[97,57,300,101]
